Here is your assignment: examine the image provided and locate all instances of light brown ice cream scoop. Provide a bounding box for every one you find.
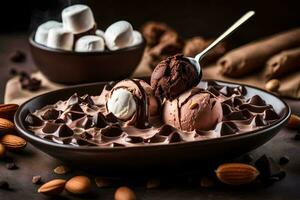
[163,88,223,131]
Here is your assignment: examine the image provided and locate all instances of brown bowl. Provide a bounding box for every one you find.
[14,79,290,174]
[29,33,146,84]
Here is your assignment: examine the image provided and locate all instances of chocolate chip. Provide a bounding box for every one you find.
[54,118,65,124]
[42,109,60,120]
[25,113,44,126]
[264,109,280,120]
[248,95,266,106]
[279,156,289,165]
[32,176,42,184]
[58,124,74,137]
[255,155,286,182]
[105,112,118,123]
[6,162,18,170]
[69,111,85,120]
[158,124,174,136]
[42,122,60,133]
[169,132,182,143]
[214,121,238,136]
[126,136,144,144]
[10,50,26,63]
[94,113,107,128]
[101,125,123,138]
[0,181,9,190]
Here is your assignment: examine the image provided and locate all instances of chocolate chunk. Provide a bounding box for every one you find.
[6,162,18,170]
[42,123,60,133]
[54,118,65,124]
[214,121,238,136]
[158,125,175,136]
[94,113,107,128]
[252,115,267,127]
[248,95,266,106]
[255,155,286,182]
[32,176,42,184]
[42,109,60,120]
[169,132,182,143]
[10,50,26,63]
[105,112,118,123]
[76,116,94,129]
[226,110,248,120]
[264,109,280,120]
[58,124,74,137]
[0,181,9,190]
[81,95,94,105]
[68,103,83,112]
[101,125,123,138]
[221,103,232,116]
[25,113,44,126]
[279,156,289,165]
[233,97,243,106]
[149,135,167,143]
[69,111,85,120]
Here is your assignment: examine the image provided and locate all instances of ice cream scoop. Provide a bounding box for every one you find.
[163,88,223,131]
[106,79,159,128]
[47,27,74,50]
[62,4,95,34]
[104,21,134,50]
[35,21,62,46]
[151,54,200,101]
[75,35,105,52]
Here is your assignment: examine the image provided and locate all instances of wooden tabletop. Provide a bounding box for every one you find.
[0,33,300,200]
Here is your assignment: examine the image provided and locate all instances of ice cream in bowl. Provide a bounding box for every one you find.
[29,4,146,84]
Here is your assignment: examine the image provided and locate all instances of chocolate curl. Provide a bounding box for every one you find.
[218,28,300,77]
[265,47,300,79]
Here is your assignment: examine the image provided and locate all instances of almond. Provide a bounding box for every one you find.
[0,104,19,120]
[65,176,91,195]
[189,102,199,110]
[0,143,6,158]
[0,118,15,135]
[0,134,27,151]
[265,79,280,92]
[115,186,136,200]
[215,163,259,185]
[287,114,300,129]
[38,179,66,196]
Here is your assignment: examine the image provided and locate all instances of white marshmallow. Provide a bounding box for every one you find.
[75,35,105,52]
[95,29,105,38]
[104,20,134,50]
[62,4,95,34]
[47,27,74,50]
[107,88,137,120]
[35,21,62,46]
[128,30,143,47]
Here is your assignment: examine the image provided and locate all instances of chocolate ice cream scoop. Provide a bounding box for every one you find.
[106,79,159,128]
[151,54,201,100]
[163,88,223,131]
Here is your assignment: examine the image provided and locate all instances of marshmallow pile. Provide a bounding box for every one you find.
[34,4,142,52]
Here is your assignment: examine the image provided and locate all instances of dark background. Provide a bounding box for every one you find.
[1,0,299,47]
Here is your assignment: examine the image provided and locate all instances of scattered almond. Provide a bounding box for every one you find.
[146,178,160,189]
[265,79,280,92]
[0,118,15,135]
[189,102,199,110]
[115,186,136,200]
[216,163,259,185]
[38,179,66,196]
[65,176,91,195]
[0,143,6,158]
[287,114,300,129]
[54,165,70,175]
[0,134,27,151]
[0,104,19,120]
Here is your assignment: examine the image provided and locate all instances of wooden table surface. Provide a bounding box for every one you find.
[0,33,300,200]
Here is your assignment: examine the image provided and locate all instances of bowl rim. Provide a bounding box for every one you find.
[14,79,291,152]
[28,32,146,55]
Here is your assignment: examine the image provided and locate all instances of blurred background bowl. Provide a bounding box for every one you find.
[29,33,146,84]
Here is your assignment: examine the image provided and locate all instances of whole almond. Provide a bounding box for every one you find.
[0,134,27,151]
[0,143,6,158]
[0,104,19,120]
[216,163,259,185]
[38,179,66,196]
[115,186,136,200]
[189,102,199,110]
[0,118,15,135]
[265,79,280,92]
[287,114,300,129]
[65,176,91,195]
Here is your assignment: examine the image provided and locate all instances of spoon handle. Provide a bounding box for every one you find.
[195,10,255,62]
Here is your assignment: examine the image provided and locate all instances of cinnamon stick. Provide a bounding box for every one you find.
[218,28,300,77]
[265,47,300,79]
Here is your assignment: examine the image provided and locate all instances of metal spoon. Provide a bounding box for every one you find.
[187,11,255,75]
